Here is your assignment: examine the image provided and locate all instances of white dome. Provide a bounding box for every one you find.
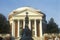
[14,6,40,11]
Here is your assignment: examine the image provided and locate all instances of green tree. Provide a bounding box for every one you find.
[46,18,59,33]
[0,13,10,34]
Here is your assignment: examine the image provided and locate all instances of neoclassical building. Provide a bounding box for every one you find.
[8,7,46,40]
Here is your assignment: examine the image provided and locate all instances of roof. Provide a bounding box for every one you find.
[8,6,46,19]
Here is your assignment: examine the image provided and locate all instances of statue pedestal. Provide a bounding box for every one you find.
[20,36,33,40]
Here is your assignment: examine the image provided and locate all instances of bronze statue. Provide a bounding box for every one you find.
[20,12,33,40]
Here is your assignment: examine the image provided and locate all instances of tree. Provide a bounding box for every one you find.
[0,13,10,34]
[46,18,59,33]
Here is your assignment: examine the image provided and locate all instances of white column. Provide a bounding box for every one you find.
[34,19,37,37]
[29,20,31,30]
[23,20,25,29]
[18,20,20,37]
[12,20,15,37]
[40,19,42,37]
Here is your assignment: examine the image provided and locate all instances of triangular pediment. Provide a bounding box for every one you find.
[9,7,44,18]
[14,10,41,16]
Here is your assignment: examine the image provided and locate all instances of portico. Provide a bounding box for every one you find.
[8,7,46,40]
[11,18,42,36]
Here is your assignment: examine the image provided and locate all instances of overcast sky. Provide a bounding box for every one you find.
[0,0,60,27]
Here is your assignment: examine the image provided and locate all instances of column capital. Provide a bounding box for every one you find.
[34,19,37,21]
[40,18,43,20]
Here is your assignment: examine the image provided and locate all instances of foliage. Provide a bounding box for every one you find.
[46,18,59,33]
[0,13,10,34]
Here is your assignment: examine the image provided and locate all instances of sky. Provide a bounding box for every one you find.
[0,0,60,27]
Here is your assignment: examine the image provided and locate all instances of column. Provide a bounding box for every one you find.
[29,20,31,30]
[40,19,42,37]
[23,20,25,29]
[12,20,15,37]
[34,19,37,37]
[18,20,20,37]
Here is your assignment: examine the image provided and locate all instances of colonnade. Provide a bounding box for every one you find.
[11,19,42,38]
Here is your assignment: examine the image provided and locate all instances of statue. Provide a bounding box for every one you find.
[20,12,33,40]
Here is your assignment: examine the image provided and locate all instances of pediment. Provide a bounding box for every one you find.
[9,7,44,18]
[13,9,43,17]
[15,10,40,16]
